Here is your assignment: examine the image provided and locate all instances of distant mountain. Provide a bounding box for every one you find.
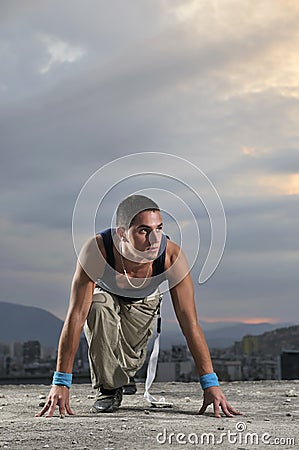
[234,324,299,356]
[0,301,296,352]
[203,322,294,349]
[0,302,63,347]
[159,320,295,349]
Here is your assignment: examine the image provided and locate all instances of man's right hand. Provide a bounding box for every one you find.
[35,385,75,418]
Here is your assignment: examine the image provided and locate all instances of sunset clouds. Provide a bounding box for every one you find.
[0,0,298,323]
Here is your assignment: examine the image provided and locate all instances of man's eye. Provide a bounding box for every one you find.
[139,227,162,234]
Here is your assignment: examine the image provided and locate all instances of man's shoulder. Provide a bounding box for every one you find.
[165,239,183,267]
[166,238,181,252]
[96,228,114,250]
[82,234,107,254]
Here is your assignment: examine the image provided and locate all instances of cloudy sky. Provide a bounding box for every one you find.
[1,0,298,327]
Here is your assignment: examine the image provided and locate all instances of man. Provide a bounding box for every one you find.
[36,195,241,418]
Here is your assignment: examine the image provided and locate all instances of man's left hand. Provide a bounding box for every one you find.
[198,386,243,418]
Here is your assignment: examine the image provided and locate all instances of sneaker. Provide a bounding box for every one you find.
[91,387,123,413]
[123,377,137,395]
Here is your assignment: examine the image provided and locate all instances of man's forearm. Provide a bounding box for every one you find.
[56,313,84,373]
[55,277,94,374]
[169,277,215,376]
[183,323,214,376]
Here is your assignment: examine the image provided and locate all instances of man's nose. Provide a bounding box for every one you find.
[149,230,160,245]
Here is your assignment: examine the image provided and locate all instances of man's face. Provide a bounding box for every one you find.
[126,210,163,261]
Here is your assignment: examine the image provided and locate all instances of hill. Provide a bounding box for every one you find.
[233,324,299,356]
[0,302,63,347]
[159,320,293,349]
[0,301,296,352]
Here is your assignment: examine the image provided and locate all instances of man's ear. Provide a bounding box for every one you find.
[116,226,128,241]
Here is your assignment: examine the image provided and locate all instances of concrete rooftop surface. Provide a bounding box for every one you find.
[0,380,298,449]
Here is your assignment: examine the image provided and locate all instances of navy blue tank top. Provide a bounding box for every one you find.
[96,228,168,301]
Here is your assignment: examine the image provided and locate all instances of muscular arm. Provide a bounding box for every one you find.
[167,243,213,375]
[56,265,95,373]
[36,236,104,418]
[170,274,213,376]
[56,234,106,372]
[167,242,241,418]
[35,263,94,418]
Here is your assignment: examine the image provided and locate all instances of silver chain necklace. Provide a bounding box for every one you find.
[120,253,152,289]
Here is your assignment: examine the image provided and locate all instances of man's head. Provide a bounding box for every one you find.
[116,195,163,261]
[116,194,160,229]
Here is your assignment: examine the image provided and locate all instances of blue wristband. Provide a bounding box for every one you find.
[199,372,219,390]
[52,371,72,389]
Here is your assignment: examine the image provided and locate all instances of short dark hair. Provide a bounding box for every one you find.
[116,195,160,229]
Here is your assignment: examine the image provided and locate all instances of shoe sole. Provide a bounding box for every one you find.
[90,405,118,413]
[123,387,137,395]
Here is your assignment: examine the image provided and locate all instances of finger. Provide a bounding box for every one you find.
[46,398,58,418]
[228,404,243,415]
[213,401,221,418]
[220,402,234,418]
[198,401,208,415]
[66,402,75,416]
[35,402,50,417]
[59,403,66,418]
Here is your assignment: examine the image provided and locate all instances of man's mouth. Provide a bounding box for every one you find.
[146,246,159,252]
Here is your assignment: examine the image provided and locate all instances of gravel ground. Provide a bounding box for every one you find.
[0,380,298,449]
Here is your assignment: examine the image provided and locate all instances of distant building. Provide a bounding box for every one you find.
[23,340,41,366]
[242,335,259,355]
[40,345,56,361]
[280,349,299,380]
[171,345,188,362]
[74,336,89,372]
[212,358,242,381]
[0,343,10,375]
[155,345,197,382]
[9,342,23,373]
